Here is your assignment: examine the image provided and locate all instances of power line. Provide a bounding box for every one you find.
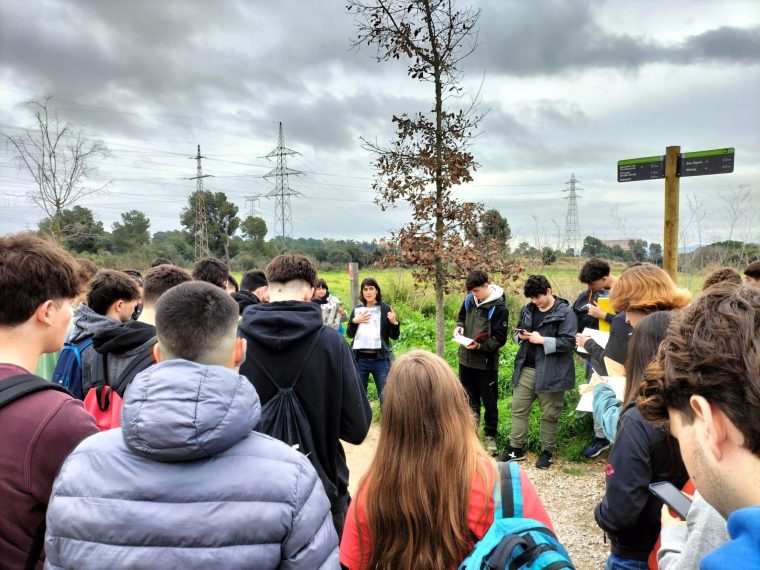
[263,122,303,252]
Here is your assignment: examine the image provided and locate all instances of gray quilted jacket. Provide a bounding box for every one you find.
[44,359,339,569]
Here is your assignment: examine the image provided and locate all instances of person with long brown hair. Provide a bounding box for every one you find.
[339,350,553,570]
[594,312,688,569]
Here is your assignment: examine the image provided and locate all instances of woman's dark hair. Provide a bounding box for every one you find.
[523,275,551,298]
[227,274,239,292]
[314,278,329,294]
[623,311,671,407]
[360,277,382,305]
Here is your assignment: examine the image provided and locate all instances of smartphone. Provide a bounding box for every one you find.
[649,481,692,519]
[515,328,527,334]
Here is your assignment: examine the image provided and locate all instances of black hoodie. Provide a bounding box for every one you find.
[238,300,371,507]
[231,290,260,316]
[91,321,157,395]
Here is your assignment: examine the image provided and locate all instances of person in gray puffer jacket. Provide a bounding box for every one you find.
[45,281,338,569]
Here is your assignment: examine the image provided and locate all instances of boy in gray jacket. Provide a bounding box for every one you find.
[45,281,338,569]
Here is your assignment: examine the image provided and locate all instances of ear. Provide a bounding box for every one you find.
[304,287,315,302]
[152,343,163,363]
[690,395,727,461]
[35,300,56,326]
[233,337,246,368]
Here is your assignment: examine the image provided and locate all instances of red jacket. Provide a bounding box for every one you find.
[340,461,554,569]
[0,364,97,568]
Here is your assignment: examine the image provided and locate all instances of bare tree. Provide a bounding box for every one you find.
[348,0,520,355]
[1,98,108,241]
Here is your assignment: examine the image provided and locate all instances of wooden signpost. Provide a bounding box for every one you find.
[617,147,735,281]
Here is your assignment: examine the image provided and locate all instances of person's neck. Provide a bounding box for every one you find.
[139,306,156,326]
[539,296,555,312]
[365,300,378,307]
[0,330,42,373]
[723,451,760,516]
[606,275,618,289]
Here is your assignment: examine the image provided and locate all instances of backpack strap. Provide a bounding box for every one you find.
[465,293,473,312]
[495,461,524,520]
[246,326,326,391]
[0,374,70,409]
[112,345,156,396]
[488,306,496,321]
[91,351,109,389]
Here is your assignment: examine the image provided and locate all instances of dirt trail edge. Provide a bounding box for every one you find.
[344,424,608,570]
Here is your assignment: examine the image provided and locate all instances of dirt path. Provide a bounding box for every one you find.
[344,425,609,570]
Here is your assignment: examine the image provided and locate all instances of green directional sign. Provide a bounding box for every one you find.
[679,147,734,177]
[618,155,665,182]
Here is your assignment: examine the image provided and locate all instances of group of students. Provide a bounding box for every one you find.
[1,231,760,569]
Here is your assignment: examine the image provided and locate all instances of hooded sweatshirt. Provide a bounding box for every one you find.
[44,360,339,569]
[238,300,372,508]
[701,506,760,570]
[91,320,156,394]
[455,284,509,371]
[231,290,261,316]
[66,303,120,393]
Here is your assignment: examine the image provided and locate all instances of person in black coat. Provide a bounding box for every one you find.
[346,277,400,406]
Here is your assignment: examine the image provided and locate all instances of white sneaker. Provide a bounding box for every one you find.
[484,436,498,455]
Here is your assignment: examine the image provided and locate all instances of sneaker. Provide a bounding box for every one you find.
[484,437,498,455]
[535,450,553,469]
[497,446,525,462]
[583,437,611,459]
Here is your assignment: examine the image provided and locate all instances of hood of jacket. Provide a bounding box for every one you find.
[68,303,120,343]
[231,290,260,316]
[92,320,156,356]
[238,300,323,352]
[121,359,260,462]
[474,284,505,307]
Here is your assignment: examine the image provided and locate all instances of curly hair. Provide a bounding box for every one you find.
[637,283,760,455]
[702,267,742,290]
[579,258,610,284]
[523,274,551,298]
[609,263,691,314]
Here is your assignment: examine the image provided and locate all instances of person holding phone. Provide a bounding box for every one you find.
[346,277,400,406]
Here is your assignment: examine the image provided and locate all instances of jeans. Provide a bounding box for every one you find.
[459,365,499,437]
[356,356,390,406]
[604,554,649,570]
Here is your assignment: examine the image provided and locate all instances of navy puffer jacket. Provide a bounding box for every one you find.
[44,359,339,569]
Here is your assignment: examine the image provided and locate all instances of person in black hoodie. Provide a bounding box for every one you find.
[238,254,371,538]
[594,312,687,569]
[232,269,269,316]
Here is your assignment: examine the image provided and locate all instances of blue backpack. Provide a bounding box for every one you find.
[460,462,574,570]
[52,338,93,400]
[464,293,497,321]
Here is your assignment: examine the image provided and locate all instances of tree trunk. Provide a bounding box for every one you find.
[433,39,445,357]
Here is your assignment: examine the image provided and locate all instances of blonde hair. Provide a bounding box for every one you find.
[357,350,493,569]
[610,263,691,314]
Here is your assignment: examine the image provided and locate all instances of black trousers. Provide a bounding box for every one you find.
[459,364,498,437]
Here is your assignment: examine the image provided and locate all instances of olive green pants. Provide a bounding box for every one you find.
[509,367,565,452]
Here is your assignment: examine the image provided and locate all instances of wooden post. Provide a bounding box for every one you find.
[663,146,680,282]
[348,262,359,310]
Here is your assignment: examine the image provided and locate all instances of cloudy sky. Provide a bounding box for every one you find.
[1,0,758,248]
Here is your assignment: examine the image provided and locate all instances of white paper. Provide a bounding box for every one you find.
[576,327,610,354]
[452,333,474,346]
[352,306,382,349]
[575,376,626,413]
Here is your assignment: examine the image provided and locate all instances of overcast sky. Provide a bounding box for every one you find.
[1,0,758,248]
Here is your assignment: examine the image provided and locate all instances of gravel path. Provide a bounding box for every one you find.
[345,425,610,570]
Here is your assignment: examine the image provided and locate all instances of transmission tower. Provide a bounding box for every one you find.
[263,122,302,252]
[188,145,212,260]
[562,173,583,256]
[245,194,265,218]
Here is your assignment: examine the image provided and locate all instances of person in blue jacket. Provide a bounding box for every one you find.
[638,282,760,570]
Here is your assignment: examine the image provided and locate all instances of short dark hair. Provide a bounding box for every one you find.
[123,269,143,287]
[143,265,193,305]
[227,274,239,292]
[638,283,760,455]
[150,257,173,268]
[266,254,316,286]
[192,257,229,289]
[745,260,760,280]
[87,270,141,316]
[241,269,267,292]
[523,275,551,298]
[155,281,239,362]
[75,258,99,294]
[0,234,81,326]
[702,267,742,290]
[360,277,382,305]
[579,258,610,284]
[465,270,489,291]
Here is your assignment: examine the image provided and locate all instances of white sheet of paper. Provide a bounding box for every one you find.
[575,376,626,413]
[576,328,611,354]
[452,333,474,346]
[352,306,382,350]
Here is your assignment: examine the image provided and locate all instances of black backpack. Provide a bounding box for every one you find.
[245,326,337,501]
[0,374,71,570]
